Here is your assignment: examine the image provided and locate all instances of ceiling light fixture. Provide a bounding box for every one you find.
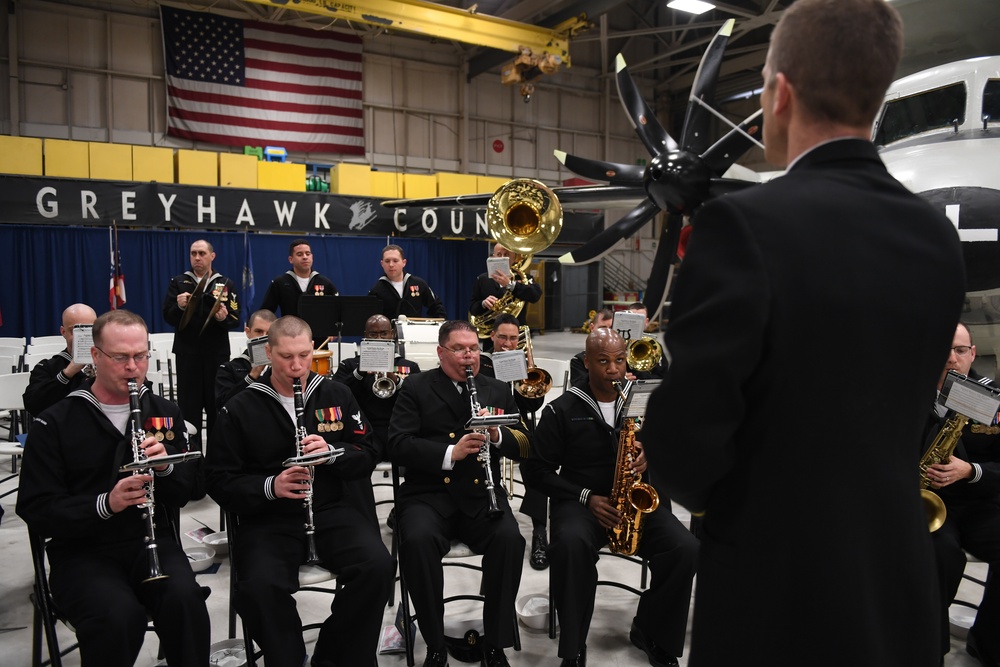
[667,0,716,15]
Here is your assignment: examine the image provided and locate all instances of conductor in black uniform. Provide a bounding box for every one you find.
[388,320,531,667]
[206,316,394,667]
[522,328,697,667]
[23,302,97,416]
[469,243,542,352]
[260,239,339,317]
[17,309,209,667]
[924,322,1000,667]
[162,239,241,438]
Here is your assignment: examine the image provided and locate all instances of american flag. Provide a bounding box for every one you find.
[108,225,127,310]
[161,6,364,155]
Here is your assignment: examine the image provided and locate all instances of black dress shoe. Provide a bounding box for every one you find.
[560,646,586,666]
[630,619,679,667]
[530,530,549,570]
[423,648,449,667]
[480,645,511,667]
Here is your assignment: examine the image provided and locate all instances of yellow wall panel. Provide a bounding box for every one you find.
[403,173,437,199]
[89,143,133,181]
[371,171,404,198]
[329,163,371,196]
[257,161,306,191]
[132,146,175,183]
[0,136,43,176]
[436,172,479,196]
[220,153,259,189]
[175,149,218,186]
[44,139,90,178]
[477,176,508,196]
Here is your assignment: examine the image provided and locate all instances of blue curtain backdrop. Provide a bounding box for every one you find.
[0,224,492,339]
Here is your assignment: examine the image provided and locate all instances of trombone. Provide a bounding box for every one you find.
[514,325,552,399]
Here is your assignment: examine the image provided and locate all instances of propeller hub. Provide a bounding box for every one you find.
[644,151,712,215]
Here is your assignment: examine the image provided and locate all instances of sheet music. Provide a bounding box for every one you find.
[491,350,528,382]
[945,379,1000,425]
[487,256,510,278]
[624,380,660,418]
[72,324,94,364]
[612,311,646,344]
[247,335,270,367]
[359,340,395,373]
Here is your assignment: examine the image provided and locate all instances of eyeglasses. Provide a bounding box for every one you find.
[493,335,519,344]
[441,346,481,357]
[952,345,973,356]
[95,346,151,365]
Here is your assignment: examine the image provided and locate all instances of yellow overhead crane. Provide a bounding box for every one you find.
[240,0,589,95]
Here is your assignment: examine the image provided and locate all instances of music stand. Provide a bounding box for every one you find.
[298,296,382,362]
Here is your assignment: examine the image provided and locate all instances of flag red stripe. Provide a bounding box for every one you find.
[168,85,362,119]
[243,37,362,64]
[169,107,365,137]
[244,76,362,100]
[247,21,363,46]
[245,57,361,83]
[167,126,365,155]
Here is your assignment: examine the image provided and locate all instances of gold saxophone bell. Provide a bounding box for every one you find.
[919,412,970,532]
[607,384,660,556]
[469,179,563,338]
[514,325,552,399]
[626,336,663,373]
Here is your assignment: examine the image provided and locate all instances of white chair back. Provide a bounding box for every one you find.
[21,352,54,372]
[0,337,26,348]
[0,354,20,375]
[29,335,64,346]
[148,332,175,350]
[0,373,30,412]
[26,343,66,356]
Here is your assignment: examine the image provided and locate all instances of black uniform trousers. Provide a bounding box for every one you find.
[933,497,1000,663]
[548,499,697,659]
[234,502,395,667]
[48,534,210,667]
[176,350,229,438]
[397,499,525,651]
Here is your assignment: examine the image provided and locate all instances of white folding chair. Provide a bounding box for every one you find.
[20,352,53,373]
[26,343,66,357]
[0,353,20,375]
[29,335,64,346]
[0,336,26,348]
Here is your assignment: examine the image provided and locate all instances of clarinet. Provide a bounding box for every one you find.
[293,377,321,564]
[465,366,504,520]
[126,379,169,583]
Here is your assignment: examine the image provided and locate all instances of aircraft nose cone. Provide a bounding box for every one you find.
[644,151,712,214]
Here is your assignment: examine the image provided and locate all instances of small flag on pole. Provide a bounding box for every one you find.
[242,232,255,323]
[109,223,127,309]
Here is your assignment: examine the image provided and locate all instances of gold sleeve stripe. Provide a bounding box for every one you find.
[512,429,532,459]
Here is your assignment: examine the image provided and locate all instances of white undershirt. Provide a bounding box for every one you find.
[293,274,311,292]
[597,400,616,427]
[99,402,131,435]
[278,394,297,425]
[390,279,404,297]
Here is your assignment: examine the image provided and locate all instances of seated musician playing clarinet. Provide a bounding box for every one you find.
[521,328,697,667]
[923,322,1000,667]
[388,320,532,667]
[17,310,209,667]
[206,316,394,667]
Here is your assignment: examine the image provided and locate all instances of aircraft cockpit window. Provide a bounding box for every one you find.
[874,82,966,146]
[983,80,1000,124]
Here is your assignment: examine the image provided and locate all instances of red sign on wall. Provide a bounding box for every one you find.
[492,139,505,153]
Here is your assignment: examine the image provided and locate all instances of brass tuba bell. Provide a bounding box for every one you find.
[469,179,563,338]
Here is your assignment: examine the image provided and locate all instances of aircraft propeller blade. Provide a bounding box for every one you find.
[702,109,765,176]
[680,19,735,155]
[642,213,684,322]
[616,54,679,157]
[554,150,645,186]
[558,199,660,265]
[707,177,757,199]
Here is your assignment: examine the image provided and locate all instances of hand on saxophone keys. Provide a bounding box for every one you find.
[926,458,972,488]
[586,494,622,530]
[630,440,648,475]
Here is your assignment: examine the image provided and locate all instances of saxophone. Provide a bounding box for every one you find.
[919,412,970,532]
[607,382,660,555]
